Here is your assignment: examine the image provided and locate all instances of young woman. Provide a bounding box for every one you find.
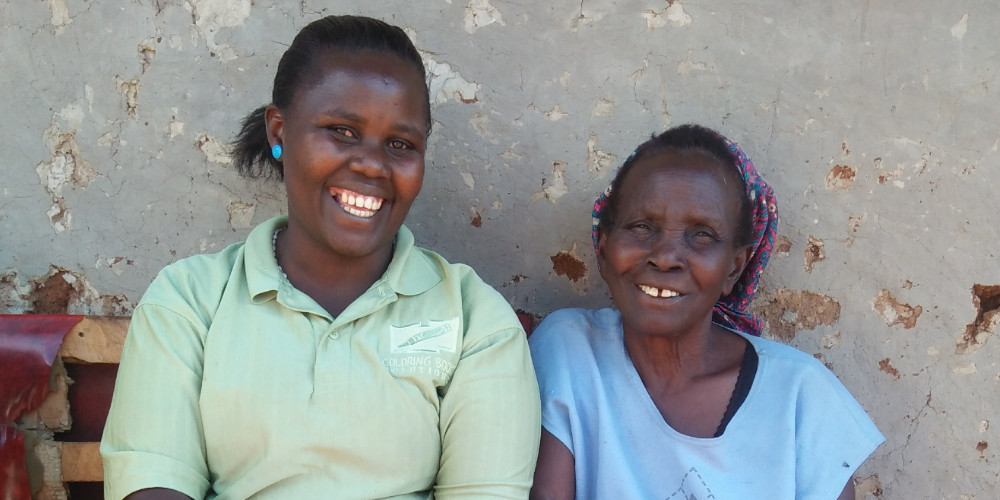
[529,124,883,500]
[101,15,539,500]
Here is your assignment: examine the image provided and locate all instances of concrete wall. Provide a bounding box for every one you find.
[3,0,998,497]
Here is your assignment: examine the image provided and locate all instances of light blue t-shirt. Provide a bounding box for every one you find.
[529,307,884,500]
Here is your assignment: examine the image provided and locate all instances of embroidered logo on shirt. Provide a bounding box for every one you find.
[390,318,460,354]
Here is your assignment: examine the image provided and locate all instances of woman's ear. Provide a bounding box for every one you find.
[265,104,284,151]
[596,228,609,279]
[722,245,754,296]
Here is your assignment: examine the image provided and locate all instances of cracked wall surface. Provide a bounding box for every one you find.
[3,0,1000,497]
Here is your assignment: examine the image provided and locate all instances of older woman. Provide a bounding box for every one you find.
[101,15,539,500]
[529,124,883,500]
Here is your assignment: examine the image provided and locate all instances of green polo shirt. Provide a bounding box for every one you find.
[101,216,540,499]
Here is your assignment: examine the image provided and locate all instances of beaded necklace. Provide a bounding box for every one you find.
[272,227,288,280]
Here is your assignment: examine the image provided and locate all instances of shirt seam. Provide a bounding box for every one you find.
[134,301,210,336]
[461,325,525,354]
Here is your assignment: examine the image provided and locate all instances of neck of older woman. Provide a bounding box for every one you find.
[274,226,393,317]
[623,322,747,438]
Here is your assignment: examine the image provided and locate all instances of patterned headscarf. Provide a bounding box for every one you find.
[591,134,778,336]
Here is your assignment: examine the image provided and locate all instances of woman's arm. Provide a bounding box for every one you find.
[529,429,575,500]
[101,303,211,499]
[125,488,192,500]
[836,479,855,500]
[434,328,542,499]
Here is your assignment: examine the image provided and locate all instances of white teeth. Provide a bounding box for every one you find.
[343,205,376,218]
[330,188,385,217]
[639,284,679,298]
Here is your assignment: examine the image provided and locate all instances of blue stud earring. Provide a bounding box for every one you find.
[271,144,283,160]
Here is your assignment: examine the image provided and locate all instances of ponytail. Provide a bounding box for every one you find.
[232,105,283,180]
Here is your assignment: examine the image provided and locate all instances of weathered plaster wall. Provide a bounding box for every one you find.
[2,0,998,497]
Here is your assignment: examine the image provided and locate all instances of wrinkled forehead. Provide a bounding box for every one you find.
[624,148,745,198]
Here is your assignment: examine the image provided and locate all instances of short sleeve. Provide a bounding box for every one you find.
[100,301,211,500]
[434,326,541,499]
[527,311,579,454]
[793,363,884,499]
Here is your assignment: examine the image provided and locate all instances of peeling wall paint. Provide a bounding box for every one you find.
[754,289,841,341]
[195,133,233,165]
[464,0,504,33]
[424,56,481,104]
[1,267,132,316]
[34,116,99,233]
[550,249,586,283]
[642,1,693,29]
[958,285,1000,354]
[4,1,1000,497]
[803,236,825,273]
[826,164,856,190]
[872,289,923,329]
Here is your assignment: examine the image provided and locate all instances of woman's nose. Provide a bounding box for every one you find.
[647,232,685,270]
[349,141,390,178]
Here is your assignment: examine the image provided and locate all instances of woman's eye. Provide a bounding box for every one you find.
[690,228,719,244]
[388,139,412,151]
[330,126,357,139]
[625,222,653,235]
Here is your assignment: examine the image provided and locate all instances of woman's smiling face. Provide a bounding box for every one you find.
[266,49,430,261]
[598,149,751,340]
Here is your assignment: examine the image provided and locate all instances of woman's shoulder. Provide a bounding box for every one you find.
[407,242,496,294]
[396,229,494,294]
[539,305,617,326]
[740,332,885,479]
[742,332,828,369]
[134,242,246,329]
[742,332,865,400]
[529,308,620,358]
[143,217,280,307]
[159,242,243,276]
[145,242,244,300]
[403,239,525,341]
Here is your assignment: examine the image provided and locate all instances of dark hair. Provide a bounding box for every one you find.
[232,15,431,179]
[598,124,754,247]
